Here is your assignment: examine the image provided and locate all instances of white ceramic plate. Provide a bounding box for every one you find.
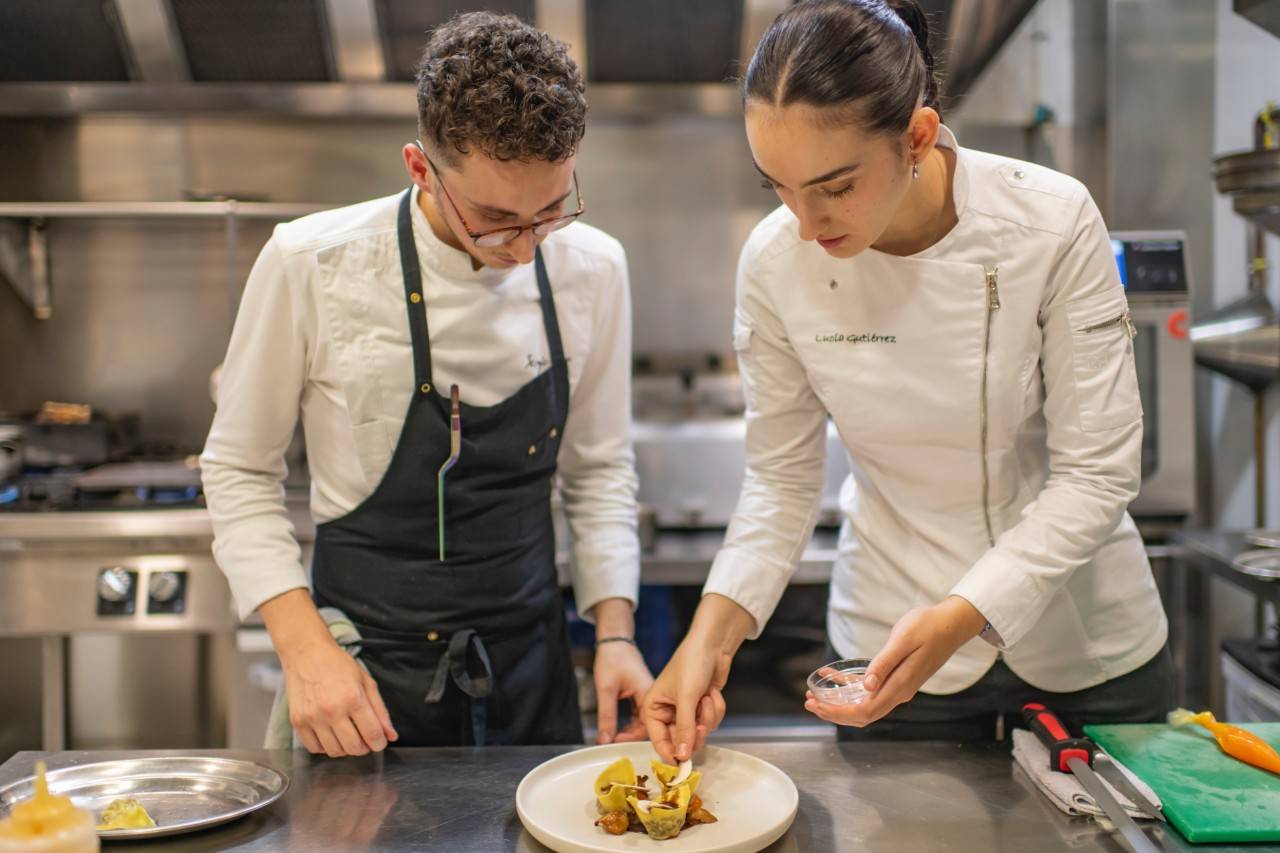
[516,743,797,853]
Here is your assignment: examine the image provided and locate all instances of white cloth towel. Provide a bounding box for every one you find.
[1011,728,1163,820]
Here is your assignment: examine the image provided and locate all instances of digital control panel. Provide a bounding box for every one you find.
[1110,233,1189,296]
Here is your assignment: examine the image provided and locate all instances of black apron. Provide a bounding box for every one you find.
[310,189,583,747]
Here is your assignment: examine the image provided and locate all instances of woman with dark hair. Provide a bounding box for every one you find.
[643,0,1171,758]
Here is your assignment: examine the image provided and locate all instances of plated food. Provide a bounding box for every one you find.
[592,757,717,840]
[515,742,798,853]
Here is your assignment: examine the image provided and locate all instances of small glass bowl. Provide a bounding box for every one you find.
[807,658,872,705]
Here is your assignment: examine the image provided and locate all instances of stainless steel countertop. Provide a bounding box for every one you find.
[1,742,1267,852]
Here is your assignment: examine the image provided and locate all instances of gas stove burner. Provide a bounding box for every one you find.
[0,459,205,511]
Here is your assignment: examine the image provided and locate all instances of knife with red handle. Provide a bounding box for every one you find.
[1021,703,1162,853]
[1023,702,1096,772]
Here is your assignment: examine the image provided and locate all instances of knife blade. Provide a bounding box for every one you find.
[1093,751,1166,823]
[1066,756,1161,853]
[1022,703,1162,853]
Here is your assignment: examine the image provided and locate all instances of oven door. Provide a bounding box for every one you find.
[1127,300,1196,518]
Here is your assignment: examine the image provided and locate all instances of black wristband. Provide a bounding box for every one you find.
[595,636,637,648]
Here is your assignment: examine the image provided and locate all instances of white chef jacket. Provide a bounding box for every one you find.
[703,127,1168,694]
[201,187,640,621]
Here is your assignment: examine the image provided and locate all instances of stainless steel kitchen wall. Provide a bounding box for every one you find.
[0,210,277,451]
[0,112,775,450]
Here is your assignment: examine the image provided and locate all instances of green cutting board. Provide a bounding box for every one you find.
[1084,722,1280,844]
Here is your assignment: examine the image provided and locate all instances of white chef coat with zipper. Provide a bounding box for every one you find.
[201,187,640,622]
[703,126,1168,694]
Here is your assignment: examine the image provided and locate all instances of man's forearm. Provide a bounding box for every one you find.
[259,588,336,663]
[590,597,636,640]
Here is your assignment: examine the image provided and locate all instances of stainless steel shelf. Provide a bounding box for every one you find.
[0,82,746,119]
[0,201,328,220]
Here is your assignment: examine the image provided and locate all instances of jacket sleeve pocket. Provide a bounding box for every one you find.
[1063,290,1142,432]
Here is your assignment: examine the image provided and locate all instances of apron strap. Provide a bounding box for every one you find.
[533,247,571,425]
[423,628,495,746]
[397,188,435,391]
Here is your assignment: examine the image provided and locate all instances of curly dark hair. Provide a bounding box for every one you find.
[416,12,587,164]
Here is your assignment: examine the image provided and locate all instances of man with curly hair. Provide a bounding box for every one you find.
[201,12,651,754]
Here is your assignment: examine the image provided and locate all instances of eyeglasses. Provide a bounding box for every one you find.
[415,141,584,248]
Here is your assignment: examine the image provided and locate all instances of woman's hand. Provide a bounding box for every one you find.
[642,594,753,763]
[805,595,987,727]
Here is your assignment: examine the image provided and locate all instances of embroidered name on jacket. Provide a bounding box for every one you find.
[814,332,898,344]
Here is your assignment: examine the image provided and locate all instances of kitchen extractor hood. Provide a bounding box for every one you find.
[0,0,1037,115]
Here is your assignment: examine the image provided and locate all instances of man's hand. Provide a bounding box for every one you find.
[593,640,653,744]
[590,597,652,744]
[804,595,987,727]
[262,589,398,757]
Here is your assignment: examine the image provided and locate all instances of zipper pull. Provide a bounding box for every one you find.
[1123,312,1137,339]
[985,266,1001,310]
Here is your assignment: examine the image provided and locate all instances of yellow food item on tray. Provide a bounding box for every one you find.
[96,798,156,831]
[0,761,100,852]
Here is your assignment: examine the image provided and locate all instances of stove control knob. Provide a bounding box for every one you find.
[148,571,182,603]
[97,567,134,603]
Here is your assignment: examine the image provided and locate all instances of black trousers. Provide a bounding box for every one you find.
[836,645,1175,742]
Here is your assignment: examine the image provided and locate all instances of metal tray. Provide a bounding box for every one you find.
[1234,549,1280,580]
[1245,529,1280,549]
[0,756,288,839]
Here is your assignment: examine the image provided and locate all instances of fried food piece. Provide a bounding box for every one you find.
[682,793,718,827]
[686,806,719,827]
[594,811,629,836]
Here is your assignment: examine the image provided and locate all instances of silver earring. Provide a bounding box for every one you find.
[912,161,920,180]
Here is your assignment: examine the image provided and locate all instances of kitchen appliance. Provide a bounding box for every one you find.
[1222,638,1280,722]
[634,415,851,530]
[631,356,851,530]
[0,458,311,754]
[21,411,141,470]
[1206,109,1280,537]
[1109,231,1198,522]
[1205,106,1280,637]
